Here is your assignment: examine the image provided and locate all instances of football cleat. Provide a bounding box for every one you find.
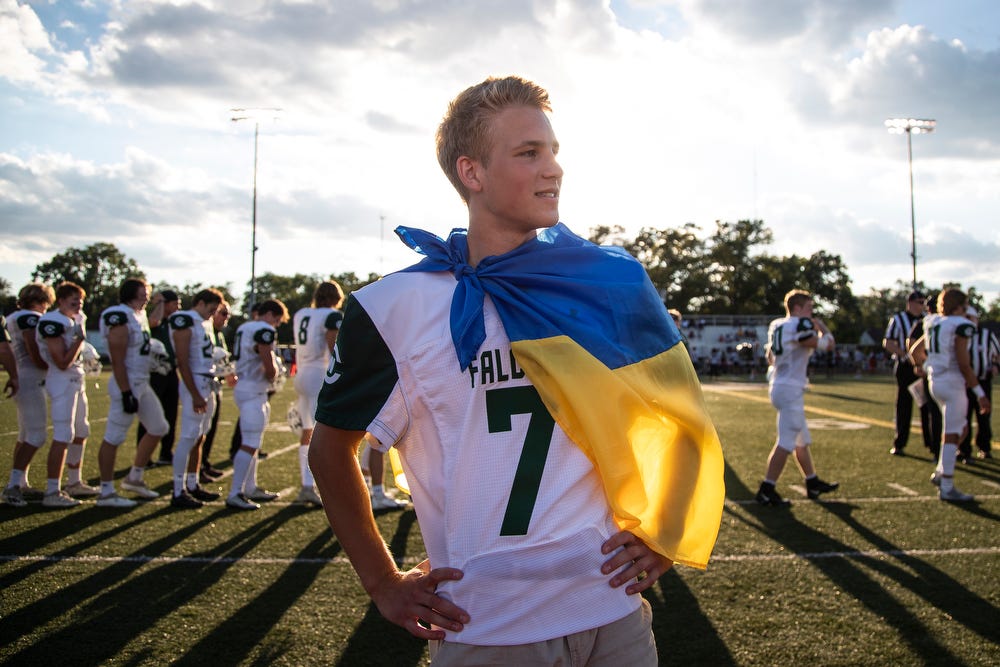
[939,487,973,502]
[3,485,27,507]
[170,491,203,509]
[294,486,323,506]
[226,494,260,511]
[246,487,279,502]
[43,490,81,508]
[121,477,159,499]
[755,483,791,507]
[371,491,409,511]
[806,477,839,500]
[65,481,100,498]
[187,485,221,502]
[96,493,137,508]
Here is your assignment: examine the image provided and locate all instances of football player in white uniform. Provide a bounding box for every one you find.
[3,283,55,506]
[94,278,168,507]
[200,300,234,481]
[291,281,344,506]
[309,78,677,662]
[909,288,990,501]
[756,289,839,507]
[168,288,224,509]
[227,299,289,510]
[36,281,96,507]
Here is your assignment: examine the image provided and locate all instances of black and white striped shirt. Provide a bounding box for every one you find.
[884,310,921,362]
[969,326,1000,380]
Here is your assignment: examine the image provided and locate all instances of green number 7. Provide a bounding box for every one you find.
[486,385,556,536]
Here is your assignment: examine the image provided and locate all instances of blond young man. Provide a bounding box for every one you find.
[757,289,840,507]
[3,283,55,506]
[310,77,724,664]
[36,282,95,507]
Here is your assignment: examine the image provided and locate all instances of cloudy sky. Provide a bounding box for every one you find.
[2,0,999,309]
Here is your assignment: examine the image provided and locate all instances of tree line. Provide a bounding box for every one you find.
[589,219,998,343]
[0,242,378,345]
[2,222,997,345]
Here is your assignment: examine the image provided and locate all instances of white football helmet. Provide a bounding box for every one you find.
[80,342,102,377]
[212,346,235,377]
[148,338,171,376]
[287,404,303,437]
[269,355,287,392]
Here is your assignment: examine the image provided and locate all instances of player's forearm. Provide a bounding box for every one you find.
[310,424,400,595]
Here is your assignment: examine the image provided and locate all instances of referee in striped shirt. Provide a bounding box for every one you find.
[883,291,929,456]
[960,306,999,460]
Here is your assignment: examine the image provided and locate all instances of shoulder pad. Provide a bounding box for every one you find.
[39,320,65,338]
[957,322,975,338]
[324,310,344,330]
[169,313,194,329]
[103,310,128,328]
[796,318,815,332]
[253,327,276,344]
[16,313,40,330]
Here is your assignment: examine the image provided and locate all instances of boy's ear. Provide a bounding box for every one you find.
[456,156,483,193]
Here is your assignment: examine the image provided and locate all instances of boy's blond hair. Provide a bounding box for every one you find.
[784,289,812,314]
[436,76,552,202]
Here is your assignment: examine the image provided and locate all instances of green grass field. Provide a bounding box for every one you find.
[1,371,998,666]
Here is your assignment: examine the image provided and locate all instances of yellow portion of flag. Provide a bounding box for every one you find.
[512,336,725,569]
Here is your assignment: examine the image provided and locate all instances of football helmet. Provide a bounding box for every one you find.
[287,404,303,437]
[269,355,287,392]
[148,338,171,376]
[80,341,102,377]
[212,346,235,377]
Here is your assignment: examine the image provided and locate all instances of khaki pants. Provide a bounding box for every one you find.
[428,598,655,666]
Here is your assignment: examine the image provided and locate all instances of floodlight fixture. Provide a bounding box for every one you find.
[885,117,936,290]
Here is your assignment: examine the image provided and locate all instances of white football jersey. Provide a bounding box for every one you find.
[767,315,816,389]
[923,314,975,377]
[168,310,215,376]
[292,306,343,370]
[36,310,84,379]
[6,309,43,373]
[315,272,638,646]
[99,304,153,381]
[232,320,277,392]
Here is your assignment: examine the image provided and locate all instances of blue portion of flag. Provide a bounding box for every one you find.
[396,223,680,370]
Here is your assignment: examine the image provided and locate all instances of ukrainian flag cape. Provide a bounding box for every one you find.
[397,223,725,569]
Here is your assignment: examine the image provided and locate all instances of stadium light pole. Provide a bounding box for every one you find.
[231,108,282,309]
[885,117,935,291]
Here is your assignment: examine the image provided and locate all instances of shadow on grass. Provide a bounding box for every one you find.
[335,509,427,667]
[726,463,972,664]
[807,390,879,404]
[174,519,342,666]
[821,502,999,644]
[2,504,305,665]
[0,501,175,591]
[647,569,736,666]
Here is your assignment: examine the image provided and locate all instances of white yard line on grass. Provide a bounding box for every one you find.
[4,546,1000,567]
[886,483,920,496]
[728,492,1000,506]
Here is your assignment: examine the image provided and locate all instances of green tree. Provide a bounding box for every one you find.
[621,224,710,314]
[703,219,774,314]
[0,276,14,315]
[32,243,145,325]
[243,271,380,344]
